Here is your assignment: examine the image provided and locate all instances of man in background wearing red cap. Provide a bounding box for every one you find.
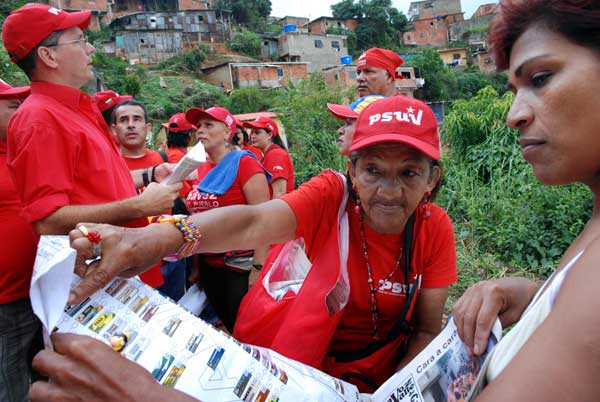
[162,112,195,163]
[356,47,404,97]
[92,89,132,126]
[1,5,180,283]
[0,80,43,402]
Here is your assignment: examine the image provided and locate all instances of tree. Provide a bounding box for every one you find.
[216,0,271,30]
[331,0,407,54]
[227,30,261,59]
[407,47,457,101]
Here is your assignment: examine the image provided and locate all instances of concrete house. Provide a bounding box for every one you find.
[305,17,358,34]
[278,31,348,73]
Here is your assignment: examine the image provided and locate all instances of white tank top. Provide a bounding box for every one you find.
[485,250,584,382]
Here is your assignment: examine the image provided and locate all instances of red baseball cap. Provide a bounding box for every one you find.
[243,116,279,136]
[162,112,197,132]
[185,106,236,133]
[357,47,404,79]
[327,95,385,120]
[2,4,91,63]
[91,90,133,113]
[350,95,440,160]
[0,80,30,100]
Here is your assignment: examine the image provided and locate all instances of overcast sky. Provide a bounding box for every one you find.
[270,0,497,21]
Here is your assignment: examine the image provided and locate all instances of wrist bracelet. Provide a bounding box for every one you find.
[142,169,150,187]
[252,264,263,271]
[151,165,158,183]
[158,214,202,260]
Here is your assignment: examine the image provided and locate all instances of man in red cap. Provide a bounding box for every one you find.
[2,5,180,279]
[162,112,196,163]
[0,80,42,402]
[356,47,404,97]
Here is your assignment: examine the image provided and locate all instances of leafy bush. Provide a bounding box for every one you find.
[438,87,592,275]
[154,44,211,77]
[225,86,282,114]
[227,31,261,59]
[92,51,144,97]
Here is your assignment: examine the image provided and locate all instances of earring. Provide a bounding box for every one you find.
[421,191,431,220]
[354,189,362,215]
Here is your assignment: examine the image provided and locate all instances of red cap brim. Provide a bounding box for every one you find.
[0,85,30,99]
[349,133,440,160]
[327,103,358,120]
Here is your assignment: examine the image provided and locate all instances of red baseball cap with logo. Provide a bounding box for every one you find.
[243,116,279,136]
[350,95,440,160]
[0,80,30,100]
[185,106,236,133]
[162,112,197,133]
[2,3,91,63]
[91,90,133,113]
[357,47,404,79]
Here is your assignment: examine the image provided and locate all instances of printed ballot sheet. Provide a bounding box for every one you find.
[31,236,500,402]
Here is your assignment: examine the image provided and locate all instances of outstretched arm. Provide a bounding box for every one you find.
[68,199,297,304]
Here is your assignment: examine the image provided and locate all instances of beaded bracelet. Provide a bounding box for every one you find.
[157,214,202,260]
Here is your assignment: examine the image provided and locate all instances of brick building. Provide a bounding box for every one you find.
[403,0,464,47]
[278,32,348,73]
[305,17,358,34]
[201,61,309,92]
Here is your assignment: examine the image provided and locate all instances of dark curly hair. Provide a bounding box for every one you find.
[488,0,600,71]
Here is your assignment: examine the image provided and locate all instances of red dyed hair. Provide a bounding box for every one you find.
[488,0,600,70]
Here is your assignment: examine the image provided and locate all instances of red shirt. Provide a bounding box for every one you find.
[0,141,39,304]
[243,144,263,159]
[166,147,186,164]
[186,154,266,267]
[282,170,457,352]
[7,82,162,287]
[262,144,294,196]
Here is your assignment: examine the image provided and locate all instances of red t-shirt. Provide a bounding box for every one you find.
[0,141,40,304]
[7,82,162,287]
[243,144,263,160]
[262,144,294,196]
[166,147,186,164]
[186,154,266,267]
[282,170,457,352]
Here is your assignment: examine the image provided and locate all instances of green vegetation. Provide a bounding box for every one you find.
[153,44,211,77]
[216,0,271,31]
[439,87,591,279]
[227,31,262,59]
[331,0,407,55]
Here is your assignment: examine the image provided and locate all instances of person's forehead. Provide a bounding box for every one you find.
[360,65,387,74]
[115,105,145,119]
[59,26,84,39]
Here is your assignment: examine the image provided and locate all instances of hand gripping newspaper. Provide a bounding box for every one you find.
[31,237,501,402]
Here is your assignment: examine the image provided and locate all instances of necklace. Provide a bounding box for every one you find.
[359,213,403,341]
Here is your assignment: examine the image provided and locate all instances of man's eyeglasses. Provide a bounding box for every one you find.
[47,36,89,49]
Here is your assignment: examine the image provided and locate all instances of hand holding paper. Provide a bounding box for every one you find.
[163,141,206,185]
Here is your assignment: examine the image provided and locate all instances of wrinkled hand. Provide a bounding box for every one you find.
[453,277,539,355]
[138,182,182,216]
[153,163,176,183]
[29,333,167,402]
[68,223,177,305]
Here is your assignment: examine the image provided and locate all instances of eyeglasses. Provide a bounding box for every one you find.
[47,36,89,49]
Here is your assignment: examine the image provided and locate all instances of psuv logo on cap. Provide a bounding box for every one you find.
[357,53,367,66]
[369,107,424,126]
[48,7,61,15]
[225,115,234,127]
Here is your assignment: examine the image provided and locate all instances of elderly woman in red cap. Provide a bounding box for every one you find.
[183,106,271,332]
[32,95,456,400]
[245,116,294,198]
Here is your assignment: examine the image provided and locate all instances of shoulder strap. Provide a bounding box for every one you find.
[158,149,168,163]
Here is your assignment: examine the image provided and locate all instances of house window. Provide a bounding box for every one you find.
[401,71,412,79]
[197,15,203,22]
[314,39,323,48]
[406,34,412,40]
[277,68,284,78]
[331,40,340,50]
[453,53,461,60]
[264,41,269,46]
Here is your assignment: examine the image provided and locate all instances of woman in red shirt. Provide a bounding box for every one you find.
[183,106,270,332]
[244,116,294,199]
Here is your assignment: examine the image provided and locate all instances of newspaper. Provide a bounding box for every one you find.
[370,317,501,402]
[31,236,500,402]
[162,141,206,185]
